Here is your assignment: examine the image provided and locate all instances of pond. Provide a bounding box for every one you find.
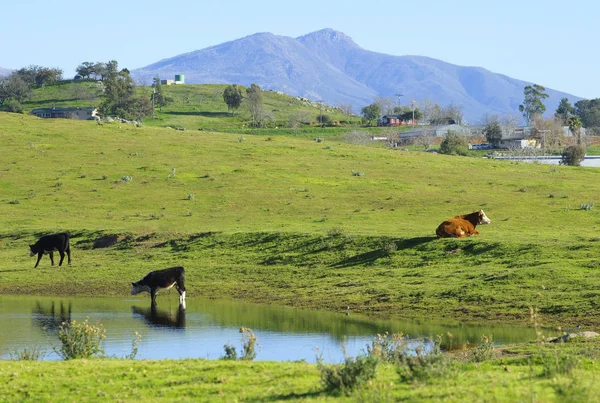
[0,295,543,362]
[493,156,600,167]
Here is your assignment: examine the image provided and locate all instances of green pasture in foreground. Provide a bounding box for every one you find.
[2,112,600,326]
[3,339,600,402]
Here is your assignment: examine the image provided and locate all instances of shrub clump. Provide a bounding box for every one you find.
[56,318,106,360]
[439,132,468,156]
[6,100,24,113]
[221,328,259,361]
[395,335,455,383]
[317,353,379,395]
[560,145,586,166]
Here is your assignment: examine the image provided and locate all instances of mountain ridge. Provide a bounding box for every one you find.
[131,29,582,122]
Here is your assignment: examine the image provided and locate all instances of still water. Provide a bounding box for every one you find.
[0,295,541,362]
[494,156,600,167]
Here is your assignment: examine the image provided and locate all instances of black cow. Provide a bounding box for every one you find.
[131,266,186,308]
[29,233,72,268]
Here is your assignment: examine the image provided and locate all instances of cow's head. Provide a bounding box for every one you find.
[131,282,151,295]
[478,210,491,225]
[29,245,36,257]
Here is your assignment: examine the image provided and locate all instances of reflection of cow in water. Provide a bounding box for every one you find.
[33,301,72,333]
[132,302,186,329]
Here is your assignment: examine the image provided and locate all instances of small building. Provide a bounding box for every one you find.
[379,115,417,127]
[160,79,174,85]
[400,123,472,138]
[498,137,540,149]
[32,107,97,120]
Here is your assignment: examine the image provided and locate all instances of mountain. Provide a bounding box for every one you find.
[0,67,11,77]
[132,29,582,122]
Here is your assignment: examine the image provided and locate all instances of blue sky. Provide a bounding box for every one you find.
[3,0,597,98]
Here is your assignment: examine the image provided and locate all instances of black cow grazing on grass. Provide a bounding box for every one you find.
[29,233,72,268]
[131,266,186,308]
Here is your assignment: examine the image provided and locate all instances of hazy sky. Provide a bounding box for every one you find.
[3,0,597,98]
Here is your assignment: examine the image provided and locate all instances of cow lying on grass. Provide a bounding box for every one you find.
[436,210,491,238]
[29,233,72,268]
[131,266,186,308]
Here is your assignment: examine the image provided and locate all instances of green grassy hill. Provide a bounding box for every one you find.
[2,112,600,325]
[21,81,377,136]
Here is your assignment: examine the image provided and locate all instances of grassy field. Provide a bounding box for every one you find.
[2,112,600,326]
[20,81,382,137]
[3,104,600,401]
[3,340,600,402]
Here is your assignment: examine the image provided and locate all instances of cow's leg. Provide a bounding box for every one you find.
[34,252,43,268]
[150,288,157,304]
[66,246,72,265]
[49,252,55,266]
[58,250,65,266]
[176,276,186,306]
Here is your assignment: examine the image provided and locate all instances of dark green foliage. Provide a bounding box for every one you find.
[14,65,63,88]
[555,97,574,124]
[483,120,502,146]
[5,100,23,113]
[519,84,549,124]
[317,354,379,394]
[151,76,172,112]
[316,114,331,125]
[560,145,586,166]
[246,83,264,127]
[99,61,153,120]
[439,132,468,155]
[223,84,243,115]
[395,336,454,383]
[361,103,380,126]
[0,75,32,105]
[574,98,600,129]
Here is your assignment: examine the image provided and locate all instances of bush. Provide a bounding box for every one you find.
[221,328,258,361]
[467,335,496,363]
[366,332,405,362]
[317,354,379,395]
[316,114,332,125]
[395,336,454,383]
[10,346,45,361]
[5,100,23,113]
[439,132,468,156]
[56,318,106,359]
[560,145,586,166]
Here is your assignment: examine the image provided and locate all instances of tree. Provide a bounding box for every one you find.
[439,132,468,156]
[151,76,171,112]
[14,65,62,88]
[555,98,574,124]
[76,62,96,79]
[483,119,503,146]
[223,84,243,115]
[574,99,600,129]
[567,115,583,145]
[99,61,153,120]
[519,84,549,124]
[560,145,586,166]
[246,83,264,127]
[0,74,32,105]
[337,103,353,116]
[361,103,380,126]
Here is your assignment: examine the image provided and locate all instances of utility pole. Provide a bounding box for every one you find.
[319,100,324,127]
[395,92,403,107]
[412,100,416,129]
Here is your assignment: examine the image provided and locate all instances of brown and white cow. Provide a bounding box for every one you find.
[436,210,491,238]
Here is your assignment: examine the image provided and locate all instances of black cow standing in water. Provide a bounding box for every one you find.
[29,233,72,268]
[131,266,186,308]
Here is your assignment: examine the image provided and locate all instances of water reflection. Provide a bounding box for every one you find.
[32,301,72,333]
[132,302,186,329]
[0,295,546,362]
